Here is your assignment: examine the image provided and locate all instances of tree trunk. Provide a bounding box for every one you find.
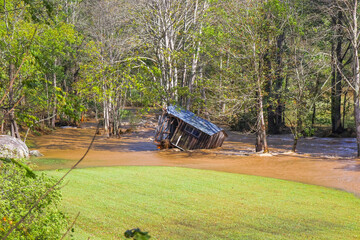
[292,137,298,152]
[354,92,360,157]
[292,107,303,152]
[274,32,285,132]
[255,131,263,152]
[1,118,4,134]
[268,32,285,134]
[256,91,269,153]
[45,75,51,127]
[94,96,98,122]
[253,41,268,153]
[353,45,360,158]
[353,0,360,157]
[311,72,321,128]
[331,13,344,134]
[8,63,20,138]
[103,81,110,137]
[311,105,316,128]
[343,91,348,128]
[186,0,203,110]
[354,75,360,157]
[354,45,360,157]
[9,111,20,139]
[103,98,110,137]
[51,66,57,128]
[265,44,275,134]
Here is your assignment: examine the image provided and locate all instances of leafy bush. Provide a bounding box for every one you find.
[303,127,315,137]
[0,159,67,239]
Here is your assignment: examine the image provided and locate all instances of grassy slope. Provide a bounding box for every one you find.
[47,167,360,240]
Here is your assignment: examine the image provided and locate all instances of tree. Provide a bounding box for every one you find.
[263,0,289,135]
[138,0,209,109]
[0,0,39,138]
[332,0,360,156]
[0,0,83,137]
[316,0,352,134]
[76,0,136,137]
[218,0,274,152]
[285,35,328,151]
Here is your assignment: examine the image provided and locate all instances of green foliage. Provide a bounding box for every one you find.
[22,0,56,23]
[0,0,355,141]
[303,127,315,137]
[0,0,84,136]
[0,159,67,239]
[0,158,36,178]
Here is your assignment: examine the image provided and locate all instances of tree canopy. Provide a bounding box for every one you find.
[1,0,360,154]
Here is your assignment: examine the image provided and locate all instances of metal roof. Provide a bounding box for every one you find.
[167,105,223,136]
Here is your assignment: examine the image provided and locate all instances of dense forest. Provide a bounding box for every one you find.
[1,0,360,155]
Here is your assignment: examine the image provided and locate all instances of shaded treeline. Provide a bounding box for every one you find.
[1,0,360,155]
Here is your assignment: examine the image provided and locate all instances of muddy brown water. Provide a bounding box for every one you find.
[30,123,360,196]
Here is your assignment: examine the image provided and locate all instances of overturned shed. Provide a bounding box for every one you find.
[154,105,227,150]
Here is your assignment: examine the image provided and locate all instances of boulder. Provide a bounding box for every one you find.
[29,150,43,157]
[0,135,29,159]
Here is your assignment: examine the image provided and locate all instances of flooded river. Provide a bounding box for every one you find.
[30,122,360,196]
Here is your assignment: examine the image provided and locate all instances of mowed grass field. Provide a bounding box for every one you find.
[46,167,360,240]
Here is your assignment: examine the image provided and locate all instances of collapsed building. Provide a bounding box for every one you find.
[154,105,227,150]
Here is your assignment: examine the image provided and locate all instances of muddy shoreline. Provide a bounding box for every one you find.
[29,121,360,196]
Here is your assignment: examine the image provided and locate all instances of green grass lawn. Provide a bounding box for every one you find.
[46,167,360,240]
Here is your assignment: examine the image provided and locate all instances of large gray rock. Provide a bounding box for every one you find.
[30,150,43,157]
[0,135,29,159]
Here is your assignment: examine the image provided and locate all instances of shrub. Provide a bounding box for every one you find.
[0,159,67,239]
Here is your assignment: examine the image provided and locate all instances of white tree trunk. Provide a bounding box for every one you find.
[352,0,360,157]
[253,43,268,153]
[51,59,57,128]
